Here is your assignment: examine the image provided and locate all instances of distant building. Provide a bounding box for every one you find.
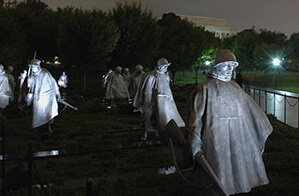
[178,15,238,39]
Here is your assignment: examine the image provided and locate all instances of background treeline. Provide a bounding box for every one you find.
[1,0,299,82]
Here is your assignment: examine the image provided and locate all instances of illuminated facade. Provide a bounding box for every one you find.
[178,15,238,39]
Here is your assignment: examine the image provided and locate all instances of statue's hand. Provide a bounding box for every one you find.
[27,77,32,88]
[25,93,33,106]
[56,93,61,101]
[195,150,204,158]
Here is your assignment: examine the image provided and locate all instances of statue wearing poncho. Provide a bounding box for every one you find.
[186,50,272,195]
[18,59,60,131]
[129,64,145,105]
[105,66,129,100]
[58,72,69,88]
[0,64,11,113]
[135,58,185,140]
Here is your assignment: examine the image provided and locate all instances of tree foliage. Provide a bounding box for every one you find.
[222,28,288,71]
[253,43,278,72]
[231,29,258,68]
[257,29,287,47]
[109,0,160,70]
[17,0,50,16]
[157,13,214,85]
[56,7,119,70]
[0,0,298,75]
[287,33,299,70]
[0,7,27,65]
[8,0,55,64]
[252,30,287,72]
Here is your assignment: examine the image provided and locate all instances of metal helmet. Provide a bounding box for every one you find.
[135,64,143,72]
[214,49,238,67]
[7,65,13,73]
[29,59,41,66]
[124,68,129,72]
[115,66,122,72]
[157,58,171,67]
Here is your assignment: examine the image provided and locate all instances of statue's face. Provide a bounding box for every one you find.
[216,62,235,78]
[31,65,41,75]
[157,65,168,73]
[115,67,122,74]
[0,66,3,73]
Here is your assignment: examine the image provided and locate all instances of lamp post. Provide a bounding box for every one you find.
[204,61,210,74]
[273,58,280,89]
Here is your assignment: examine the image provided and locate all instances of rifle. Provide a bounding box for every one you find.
[165,119,228,196]
[57,99,78,111]
[27,51,37,93]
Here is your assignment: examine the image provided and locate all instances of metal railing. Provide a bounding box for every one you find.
[244,85,299,128]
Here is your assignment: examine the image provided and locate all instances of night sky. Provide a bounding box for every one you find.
[43,0,299,37]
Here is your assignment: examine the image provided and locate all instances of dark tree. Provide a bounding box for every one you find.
[109,0,160,70]
[8,0,54,63]
[223,28,288,72]
[17,0,50,16]
[157,13,208,85]
[257,29,287,47]
[56,7,119,71]
[221,35,237,51]
[287,32,299,71]
[231,28,258,70]
[0,7,27,66]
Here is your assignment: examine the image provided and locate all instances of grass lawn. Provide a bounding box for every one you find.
[0,70,298,195]
[172,70,299,94]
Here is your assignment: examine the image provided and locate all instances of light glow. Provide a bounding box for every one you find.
[273,58,280,66]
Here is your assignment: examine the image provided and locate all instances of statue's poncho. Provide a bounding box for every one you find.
[122,72,130,89]
[5,71,16,100]
[0,73,11,108]
[187,78,272,195]
[136,72,185,132]
[19,68,60,129]
[129,71,144,101]
[105,72,129,99]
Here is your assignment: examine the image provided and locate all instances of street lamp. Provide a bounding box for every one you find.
[201,61,210,77]
[273,58,280,89]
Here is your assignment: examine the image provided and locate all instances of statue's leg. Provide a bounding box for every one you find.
[140,112,148,140]
[47,119,54,134]
[141,130,148,141]
[111,98,116,107]
[155,130,159,137]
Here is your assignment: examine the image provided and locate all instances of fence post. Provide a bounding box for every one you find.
[259,89,261,107]
[265,91,267,113]
[273,92,275,116]
[284,94,287,124]
[28,143,33,196]
[86,178,93,196]
[2,120,6,196]
[253,87,256,101]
